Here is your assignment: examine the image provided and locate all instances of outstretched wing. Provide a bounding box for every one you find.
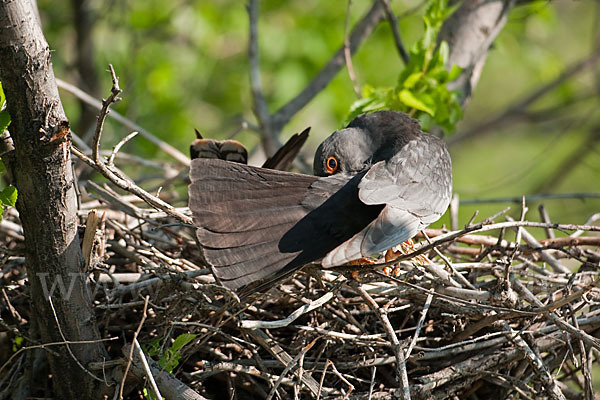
[321,134,452,267]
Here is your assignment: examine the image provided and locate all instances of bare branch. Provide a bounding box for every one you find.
[271,0,386,131]
[379,0,410,64]
[450,45,600,146]
[247,0,278,156]
[344,0,362,97]
[56,78,190,166]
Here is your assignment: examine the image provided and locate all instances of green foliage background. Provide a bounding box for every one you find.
[37,0,600,226]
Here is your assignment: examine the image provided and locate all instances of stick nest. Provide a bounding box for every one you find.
[1,167,599,400]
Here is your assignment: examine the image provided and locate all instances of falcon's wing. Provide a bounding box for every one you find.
[321,134,452,267]
[189,159,382,294]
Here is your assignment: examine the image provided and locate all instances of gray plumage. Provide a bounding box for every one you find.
[188,111,452,295]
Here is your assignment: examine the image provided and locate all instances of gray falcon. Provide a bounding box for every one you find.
[188,111,452,295]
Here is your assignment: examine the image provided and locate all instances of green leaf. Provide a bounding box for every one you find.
[447,64,462,82]
[159,333,196,373]
[398,90,434,115]
[0,185,17,207]
[0,110,10,133]
[0,158,5,174]
[402,72,423,89]
[0,81,5,106]
[438,41,449,65]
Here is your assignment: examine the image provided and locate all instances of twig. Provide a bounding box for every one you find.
[56,78,190,165]
[355,283,410,399]
[405,289,434,359]
[133,338,162,399]
[240,290,336,329]
[48,297,104,382]
[378,0,410,64]
[271,0,386,131]
[503,324,566,400]
[265,338,318,400]
[344,0,361,97]
[119,295,150,400]
[108,131,138,166]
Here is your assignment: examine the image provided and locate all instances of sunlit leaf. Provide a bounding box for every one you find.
[399,90,434,115]
[0,110,10,133]
[0,185,17,207]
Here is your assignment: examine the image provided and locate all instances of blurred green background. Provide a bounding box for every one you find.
[38,0,600,228]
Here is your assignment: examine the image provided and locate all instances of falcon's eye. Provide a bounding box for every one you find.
[326,157,338,174]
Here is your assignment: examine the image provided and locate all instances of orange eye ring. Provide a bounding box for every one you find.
[326,156,338,174]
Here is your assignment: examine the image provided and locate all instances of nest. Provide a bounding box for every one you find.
[1,165,599,400]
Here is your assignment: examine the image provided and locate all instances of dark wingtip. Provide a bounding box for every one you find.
[262,127,310,171]
[194,128,203,139]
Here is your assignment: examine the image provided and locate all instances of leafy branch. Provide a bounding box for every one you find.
[347,0,462,133]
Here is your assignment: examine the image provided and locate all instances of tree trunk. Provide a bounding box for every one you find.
[0,1,110,398]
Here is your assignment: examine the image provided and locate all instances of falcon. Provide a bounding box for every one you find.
[188,111,452,294]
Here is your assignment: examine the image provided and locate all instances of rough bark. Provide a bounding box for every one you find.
[440,0,515,107]
[0,1,110,398]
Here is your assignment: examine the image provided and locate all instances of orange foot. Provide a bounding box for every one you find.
[384,239,430,276]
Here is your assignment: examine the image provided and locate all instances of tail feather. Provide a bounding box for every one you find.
[189,159,319,290]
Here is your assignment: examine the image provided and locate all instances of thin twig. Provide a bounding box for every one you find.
[119,295,150,400]
[355,283,410,399]
[378,0,410,64]
[344,0,361,97]
[56,78,190,165]
[108,131,138,166]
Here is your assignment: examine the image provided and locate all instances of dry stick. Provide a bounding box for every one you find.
[56,78,189,166]
[108,131,138,166]
[510,277,600,352]
[119,295,150,400]
[245,329,330,397]
[571,212,600,238]
[538,204,556,239]
[568,305,594,400]
[422,230,475,289]
[506,216,571,274]
[503,324,567,400]
[344,0,361,97]
[240,290,335,329]
[265,337,319,400]
[133,338,162,400]
[47,297,104,382]
[354,283,410,400]
[405,289,434,359]
[72,66,192,225]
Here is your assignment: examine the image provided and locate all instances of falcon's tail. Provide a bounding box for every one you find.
[188,159,318,292]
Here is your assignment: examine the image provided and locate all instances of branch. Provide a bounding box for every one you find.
[440,0,516,107]
[449,45,600,146]
[56,78,190,166]
[271,0,387,131]
[247,0,277,156]
[73,66,192,225]
[378,0,410,64]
